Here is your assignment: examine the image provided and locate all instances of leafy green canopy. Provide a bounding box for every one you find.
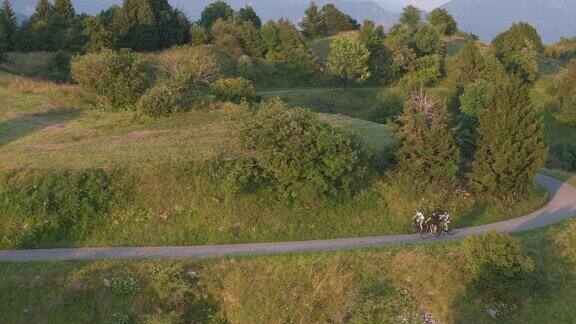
[427,8,457,36]
[327,36,371,88]
[200,0,234,29]
[239,99,368,198]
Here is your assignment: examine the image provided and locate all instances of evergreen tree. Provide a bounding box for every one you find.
[358,19,395,85]
[446,39,486,88]
[82,16,110,52]
[34,0,52,23]
[299,2,324,38]
[427,8,457,36]
[470,77,547,199]
[200,0,234,29]
[320,3,358,35]
[327,36,371,88]
[113,0,158,51]
[396,88,460,185]
[237,5,261,29]
[54,0,75,26]
[0,0,17,51]
[399,5,421,31]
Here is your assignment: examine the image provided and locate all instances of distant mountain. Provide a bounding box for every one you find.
[13,0,399,28]
[442,0,576,43]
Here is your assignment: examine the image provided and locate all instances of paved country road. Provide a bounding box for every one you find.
[1,174,575,262]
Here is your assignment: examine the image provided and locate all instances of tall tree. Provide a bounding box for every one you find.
[237,5,261,29]
[320,3,358,35]
[0,0,17,50]
[427,8,457,36]
[358,19,395,85]
[327,35,370,88]
[82,16,110,52]
[399,5,421,31]
[299,2,324,38]
[396,88,460,186]
[34,0,53,23]
[113,0,158,51]
[54,0,75,26]
[470,77,547,199]
[200,0,234,29]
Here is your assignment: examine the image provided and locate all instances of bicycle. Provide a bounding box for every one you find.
[410,220,429,239]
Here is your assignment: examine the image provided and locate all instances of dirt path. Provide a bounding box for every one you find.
[1,174,575,262]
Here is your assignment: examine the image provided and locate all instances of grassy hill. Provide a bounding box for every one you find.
[0,70,549,250]
[1,218,574,323]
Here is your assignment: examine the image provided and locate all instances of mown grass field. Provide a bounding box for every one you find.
[1,218,575,323]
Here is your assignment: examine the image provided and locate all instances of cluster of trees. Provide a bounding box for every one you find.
[0,0,191,53]
[395,35,547,201]
[325,5,460,88]
[299,2,359,38]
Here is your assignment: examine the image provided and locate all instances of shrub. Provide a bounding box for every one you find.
[137,83,180,117]
[555,60,576,127]
[110,276,141,296]
[239,99,368,198]
[71,49,152,109]
[463,232,534,302]
[34,51,72,83]
[554,220,576,265]
[210,77,258,103]
[0,169,115,246]
[156,45,225,92]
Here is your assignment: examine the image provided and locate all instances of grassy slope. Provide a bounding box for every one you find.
[0,72,551,249]
[1,219,574,323]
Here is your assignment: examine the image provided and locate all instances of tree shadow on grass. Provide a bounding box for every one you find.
[0,109,81,147]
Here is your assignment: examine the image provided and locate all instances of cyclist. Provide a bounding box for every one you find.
[412,209,426,233]
[439,211,452,232]
[427,212,441,235]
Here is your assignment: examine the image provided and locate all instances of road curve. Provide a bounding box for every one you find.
[1,174,575,262]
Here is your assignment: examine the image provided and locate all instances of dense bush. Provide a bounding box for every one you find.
[0,169,116,246]
[137,83,180,117]
[156,45,225,91]
[239,99,368,198]
[34,51,72,83]
[463,232,534,302]
[210,77,258,103]
[71,49,152,108]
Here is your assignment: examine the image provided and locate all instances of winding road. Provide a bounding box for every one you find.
[0,174,575,262]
